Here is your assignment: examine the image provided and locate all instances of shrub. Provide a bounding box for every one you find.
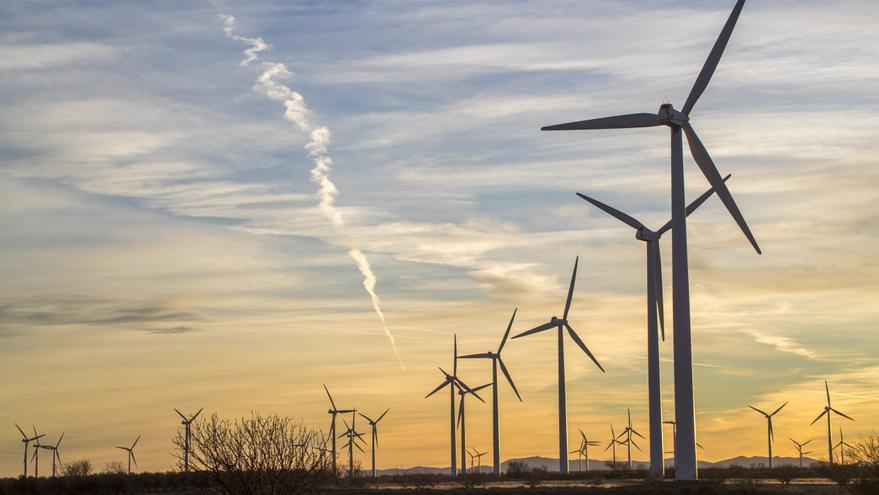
[62,459,92,477]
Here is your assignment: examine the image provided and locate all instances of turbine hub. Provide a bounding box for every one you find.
[635,227,658,242]
[658,103,689,127]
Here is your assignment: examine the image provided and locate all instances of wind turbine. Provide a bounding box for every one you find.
[577,178,727,478]
[833,428,854,465]
[616,409,644,470]
[511,257,604,473]
[15,424,44,478]
[577,429,600,472]
[458,309,523,475]
[748,402,787,468]
[324,385,355,476]
[604,425,625,469]
[174,407,203,472]
[338,415,366,481]
[457,383,489,474]
[116,435,140,475]
[425,334,481,476]
[38,433,64,478]
[541,0,760,479]
[789,438,813,468]
[810,380,853,465]
[474,450,488,472]
[358,409,389,478]
[30,426,44,478]
[663,419,704,474]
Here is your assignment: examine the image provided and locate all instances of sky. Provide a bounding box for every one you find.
[1,0,878,476]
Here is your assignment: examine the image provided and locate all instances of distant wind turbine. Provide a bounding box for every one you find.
[457,383,489,474]
[30,426,44,478]
[174,407,203,472]
[810,380,853,464]
[15,424,44,478]
[663,419,703,474]
[616,409,644,470]
[604,425,625,469]
[541,0,761,479]
[324,385,355,476]
[338,414,366,481]
[789,438,813,468]
[748,401,787,469]
[577,177,727,478]
[512,257,604,473]
[833,428,854,465]
[574,429,600,472]
[425,335,481,476]
[458,309,523,475]
[116,435,140,475]
[37,433,64,478]
[359,409,389,478]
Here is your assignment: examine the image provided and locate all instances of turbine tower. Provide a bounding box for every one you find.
[30,426,44,477]
[577,177,727,478]
[789,438,813,468]
[425,334,481,476]
[604,425,625,469]
[511,257,605,473]
[116,435,140,475]
[457,383,489,473]
[576,429,600,472]
[358,409,389,478]
[38,433,64,478]
[663,419,704,474]
[15,424,44,478]
[458,309,523,475]
[338,414,366,481]
[174,407,203,472]
[616,409,644,470]
[324,385,355,476]
[541,0,760,479]
[810,380,853,464]
[748,402,787,468]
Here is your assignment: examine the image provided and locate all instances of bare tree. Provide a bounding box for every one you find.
[62,459,92,477]
[173,412,329,495]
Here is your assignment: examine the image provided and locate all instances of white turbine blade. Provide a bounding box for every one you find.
[324,384,338,410]
[132,435,140,449]
[682,0,747,115]
[683,123,760,254]
[564,323,605,372]
[456,377,484,402]
[542,113,664,131]
[651,242,665,341]
[563,256,578,320]
[174,408,188,421]
[458,352,492,359]
[192,407,204,421]
[632,429,646,440]
[131,451,138,467]
[770,401,789,417]
[656,174,731,235]
[576,193,643,230]
[376,408,389,423]
[512,321,556,339]
[825,380,832,407]
[55,433,64,448]
[748,405,768,416]
[425,379,450,399]
[471,383,492,393]
[15,423,26,439]
[810,409,827,425]
[454,334,458,377]
[457,398,465,429]
[498,308,517,354]
[831,408,854,421]
[497,356,522,401]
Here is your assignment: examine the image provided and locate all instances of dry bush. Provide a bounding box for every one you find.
[62,459,92,477]
[173,412,329,495]
[104,461,126,474]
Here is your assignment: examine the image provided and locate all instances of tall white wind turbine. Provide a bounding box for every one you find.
[359,409,389,478]
[324,385,355,476]
[541,0,760,478]
[616,409,644,470]
[175,407,203,472]
[512,257,604,473]
[748,402,787,468]
[15,424,44,478]
[457,383,489,474]
[810,380,853,464]
[789,438,813,468]
[458,309,523,475]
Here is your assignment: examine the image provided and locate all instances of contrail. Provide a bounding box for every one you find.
[221,14,403,370]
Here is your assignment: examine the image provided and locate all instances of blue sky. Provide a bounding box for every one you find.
[1,0,878,475]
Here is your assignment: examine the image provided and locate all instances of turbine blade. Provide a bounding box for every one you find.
[456,378,484,402]
[542,113,664,131]
[377,408,389,423]
[748,405,768,416]
[471,383,493,393]
[631,438,642,451]
[457,398,464,429]
[56,433,64,448]
[174,408,187,421]
[497,357,522,401]
[454,334,458,377]
[324,384,338,411]
[563,257,578,320]
[770,401,789,417]
[633,429,646,440]
[683,123,761,254]
[802,439,812,446]
[132,435,140,448]
[498,308,517,354]
[425,380,450,399]
[358,412,374,423]
[458,353,492,359]
[652,242,665,341]
[810,409,827,425]
[512,321,556,339]
[355,442,365,453]
[131,451,138,467]
[575,193,643,230]
[682,0,747,115]
[656,174,731,236]
[15,423,26,439]
[831,408,854,421]
[192,408,204,420]
[565,323,605,372]
[825,380,831,407]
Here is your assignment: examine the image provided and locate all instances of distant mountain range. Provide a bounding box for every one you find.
[375,455,821,476]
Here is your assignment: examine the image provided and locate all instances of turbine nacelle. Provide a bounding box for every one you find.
[657,103,689,127]
[549,316,566,326]
[635,227,659,242]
